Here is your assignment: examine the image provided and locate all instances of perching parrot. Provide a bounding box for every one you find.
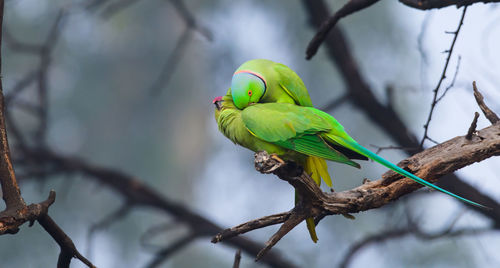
[230,59,342,242]
[215,60,485,242]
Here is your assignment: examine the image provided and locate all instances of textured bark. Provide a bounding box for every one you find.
[214,123,500,258]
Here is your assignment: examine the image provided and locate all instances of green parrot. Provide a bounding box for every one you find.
[216,60,485,242]
[212,93,485,216]
[229,59,348,242]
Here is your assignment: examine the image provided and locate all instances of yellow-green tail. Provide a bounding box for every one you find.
[303,156,332,243]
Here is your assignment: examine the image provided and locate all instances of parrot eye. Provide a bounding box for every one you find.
[248,90,253,96]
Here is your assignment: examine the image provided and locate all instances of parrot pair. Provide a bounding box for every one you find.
[213,59,485,242]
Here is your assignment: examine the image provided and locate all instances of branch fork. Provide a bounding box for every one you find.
[213,112,500,260]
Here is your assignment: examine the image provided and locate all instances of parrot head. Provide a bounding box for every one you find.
[230,70,266,109]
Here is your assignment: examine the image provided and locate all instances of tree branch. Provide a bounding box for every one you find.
[17,147,297,268]
[214,120,500,258]
[306,0,381,59]
[473,81,499,124]
[302,0,500,224]
[399,0,500,10]
[38,213,96,268]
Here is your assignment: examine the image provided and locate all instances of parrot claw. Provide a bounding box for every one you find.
[270,154,285,164]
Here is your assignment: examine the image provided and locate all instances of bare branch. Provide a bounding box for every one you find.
[340,224,491,268]
[38,213,96,268]
[399,0,500,10]
[303,0,500,224]
[473,81,499,124]
[212,212,289,243]
[144,233,197,268]
[306,0,381,59]
[303,0,422,155]
[420,7,467,147]
[86,203,132,257]
[214,120,500,258]
[369,144,419,154]
[0,0,24,213]
[0,191,55,235]
[167,0,212,41]
[436,55,461,103]
[17,148,297,268]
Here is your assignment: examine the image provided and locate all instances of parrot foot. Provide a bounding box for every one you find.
[254,151,286,174]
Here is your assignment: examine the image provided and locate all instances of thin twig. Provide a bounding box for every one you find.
[420,7,468,147]
[436,55,461,103]
[369,144,419,154]
[144,234,197,268]
[38,214,97,268]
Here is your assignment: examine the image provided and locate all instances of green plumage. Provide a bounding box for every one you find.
[215,92,485,209]
[233,59,313,107]
[215,59,486,243]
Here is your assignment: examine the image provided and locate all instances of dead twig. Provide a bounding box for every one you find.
[473,81,499,124]
[465,112,480,140]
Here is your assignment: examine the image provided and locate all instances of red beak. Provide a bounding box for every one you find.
[212,96,223,103]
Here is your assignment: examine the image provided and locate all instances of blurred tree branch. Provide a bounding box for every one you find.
[339,210,491,268]
[86,0,213,95]
[399,0,500,10]
[306,0,500,58]
[0,1,95,267]
[14,147,297,268]
[2,2,292,268]
[306,0,381,59]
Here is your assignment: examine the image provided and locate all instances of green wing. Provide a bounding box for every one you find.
[274,63,313,107]
[241,103,359,167]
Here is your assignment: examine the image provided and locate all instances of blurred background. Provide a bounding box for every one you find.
[1,0,500,267]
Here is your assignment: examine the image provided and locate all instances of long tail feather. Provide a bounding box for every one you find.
[313,157,332,187]
[330,136,487,209]
[302,156,334,242]
[306,218,318,243]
